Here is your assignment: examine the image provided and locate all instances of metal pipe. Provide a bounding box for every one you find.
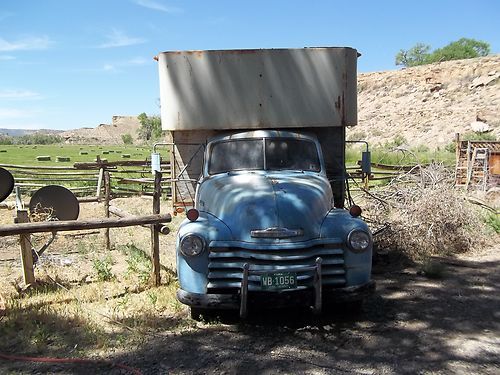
[345,140,369,152]
[240,263,249,319]
[314,257,323,315]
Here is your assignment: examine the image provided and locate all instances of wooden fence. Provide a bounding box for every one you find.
[0,159,172,201]
[0,159,423,205]
[0,170,170,288]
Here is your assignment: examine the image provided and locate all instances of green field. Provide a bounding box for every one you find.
[0,144,152,166]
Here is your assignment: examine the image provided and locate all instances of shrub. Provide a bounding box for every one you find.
[461,132,497,142]
[365,163,485,261]
[17,134,63,145]
[0,136,13,145]
[484,213,500,234]
[93,256,115,281]
[121,133,133,144]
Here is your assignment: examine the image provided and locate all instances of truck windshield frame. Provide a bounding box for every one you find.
[207,137,321,175]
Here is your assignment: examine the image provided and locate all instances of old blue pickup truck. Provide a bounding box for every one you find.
[156,47,375,318]
[175,130,374,318]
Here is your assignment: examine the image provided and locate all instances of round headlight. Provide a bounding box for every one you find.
[180,234,206,257]
[347,230,371,252]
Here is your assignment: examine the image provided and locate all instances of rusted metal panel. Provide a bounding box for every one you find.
[158,47,358,131]
[490,152,500,175]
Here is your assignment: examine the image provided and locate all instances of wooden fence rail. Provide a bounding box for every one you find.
[1,160,172,200]
[0,214,171,237]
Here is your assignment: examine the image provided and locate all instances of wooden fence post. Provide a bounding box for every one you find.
[16,210,35,286]
[96,167,104,200]
[104,170,111,250]
[151,171,162,286]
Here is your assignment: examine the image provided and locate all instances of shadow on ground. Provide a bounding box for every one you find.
[1,253,499,374]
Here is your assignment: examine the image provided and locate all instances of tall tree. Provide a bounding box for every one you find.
[428,38,490,63]
[395,43,431,67]
[137,113,162,141]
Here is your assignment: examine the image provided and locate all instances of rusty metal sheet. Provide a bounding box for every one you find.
[490,152,500,175]
[157,47,358,131]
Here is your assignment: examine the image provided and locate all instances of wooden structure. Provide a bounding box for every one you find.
[454,134,500,190]
[0,170,170,287]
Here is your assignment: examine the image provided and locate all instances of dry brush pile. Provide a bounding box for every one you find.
[361,163,488,261]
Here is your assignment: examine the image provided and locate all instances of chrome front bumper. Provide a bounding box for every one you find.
[177,258,375,318]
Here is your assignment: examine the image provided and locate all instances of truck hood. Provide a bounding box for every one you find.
[197,172,333,242]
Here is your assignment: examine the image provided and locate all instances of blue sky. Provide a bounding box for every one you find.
[0,0,499,130]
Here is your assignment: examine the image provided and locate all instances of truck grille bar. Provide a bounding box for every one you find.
[207,245,345,292]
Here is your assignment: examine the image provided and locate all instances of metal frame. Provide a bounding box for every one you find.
[239,257,323,318]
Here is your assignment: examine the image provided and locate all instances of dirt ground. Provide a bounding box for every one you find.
[113,247,500,374]
[0,198,499,374]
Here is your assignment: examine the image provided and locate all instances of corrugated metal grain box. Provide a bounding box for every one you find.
[158,47,358,130]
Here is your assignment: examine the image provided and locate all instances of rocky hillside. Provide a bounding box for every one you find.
[354,55,500,148]
[61,115,140,144]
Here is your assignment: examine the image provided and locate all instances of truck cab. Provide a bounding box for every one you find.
[175,130,374,317]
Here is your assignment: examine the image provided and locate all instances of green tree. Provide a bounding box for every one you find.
[427,38,490,63]
[137,113,162,141]
[395,38,490,67]
[121,133,133,144]
[395,43,431,67]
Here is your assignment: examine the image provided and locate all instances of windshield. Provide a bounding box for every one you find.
[208,138,320,174]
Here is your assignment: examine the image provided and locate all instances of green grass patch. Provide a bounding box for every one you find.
[0,144,151,166]
[484,212,500,234]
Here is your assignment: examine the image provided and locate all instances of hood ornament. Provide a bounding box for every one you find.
[250,227,304,239]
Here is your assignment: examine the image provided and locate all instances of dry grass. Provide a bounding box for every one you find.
[0,197,191,356]
[362,163,488,261]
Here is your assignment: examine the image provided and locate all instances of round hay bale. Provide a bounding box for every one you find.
[121,154,131,158]
[36,156,51,161]
[56,156,71,162]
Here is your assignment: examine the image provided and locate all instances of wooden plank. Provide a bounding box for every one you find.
[74,160,171,169]
[104,170,111,250]
[0,164,76,170]
[16,210,35,285]
[116,177,171,184]
[12,171,98,176]
[151,171,162,286]
[0,214,172,237]
[14,177,97,182]
[96,168,104,198]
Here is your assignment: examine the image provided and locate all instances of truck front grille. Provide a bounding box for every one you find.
[207,245,345,293]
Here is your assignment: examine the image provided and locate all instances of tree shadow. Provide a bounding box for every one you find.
[1,253,498,374]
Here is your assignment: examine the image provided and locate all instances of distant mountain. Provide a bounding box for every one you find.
[0,128,63,137]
